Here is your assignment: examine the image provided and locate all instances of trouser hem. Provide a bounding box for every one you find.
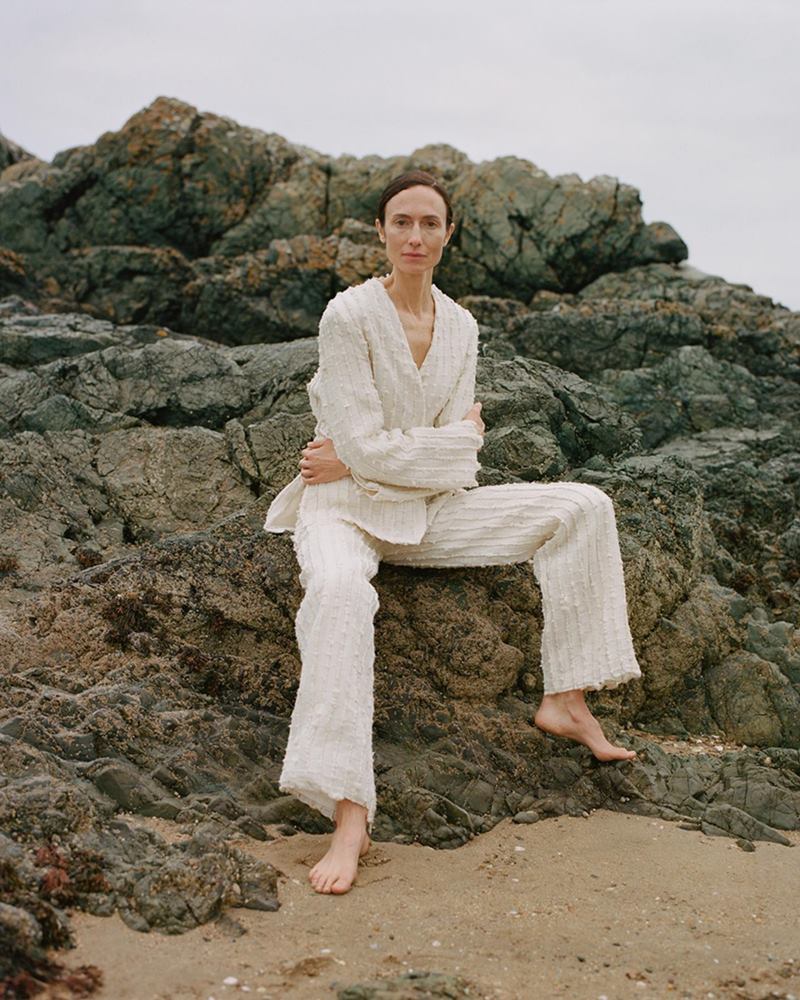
[279,775,375,834]
[543,664,642,695]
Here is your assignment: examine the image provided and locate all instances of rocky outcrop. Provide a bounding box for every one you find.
[0,96,686,344]
[0,131,37,173]
[0,97,798,993]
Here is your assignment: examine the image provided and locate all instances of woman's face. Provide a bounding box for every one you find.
[375,185,455,274]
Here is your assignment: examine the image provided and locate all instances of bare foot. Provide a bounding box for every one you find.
[308,798,371,895]
[533,689,637,762]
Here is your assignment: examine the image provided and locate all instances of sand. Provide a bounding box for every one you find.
[52,808,800,1000]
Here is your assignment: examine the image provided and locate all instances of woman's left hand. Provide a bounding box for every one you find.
[299,438,351,484]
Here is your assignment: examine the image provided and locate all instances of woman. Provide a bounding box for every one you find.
[263,170,642,895]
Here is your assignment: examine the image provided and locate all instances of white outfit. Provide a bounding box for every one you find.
[263,275,642,831]
[263,275,484,542]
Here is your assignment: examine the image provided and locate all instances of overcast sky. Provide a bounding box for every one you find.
[3,0,798,310]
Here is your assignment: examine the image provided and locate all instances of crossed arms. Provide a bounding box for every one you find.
[303,303,484,501]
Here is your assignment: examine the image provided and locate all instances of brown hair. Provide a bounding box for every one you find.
[376,170,454,231]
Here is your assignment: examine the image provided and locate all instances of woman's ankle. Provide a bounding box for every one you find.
[541,687,585,705]
[334,798,368,830]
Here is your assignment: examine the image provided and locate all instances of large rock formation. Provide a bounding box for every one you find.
[1,96,799,994]
[0,95,686,343]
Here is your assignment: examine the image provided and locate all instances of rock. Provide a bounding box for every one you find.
[86,758,180,813]
[0,131,38,172]
[0,97,685,345]
[336,969,478,999]
[705,652,800,746]
[0,902,43,958]
[0,309,199,367]
[599,345,766,450]
[237,856,281,912]
[700,803,792,846]
[130,853,231,932]
[579,263,800,380]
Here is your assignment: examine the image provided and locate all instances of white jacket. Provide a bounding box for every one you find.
[262,274,484,544]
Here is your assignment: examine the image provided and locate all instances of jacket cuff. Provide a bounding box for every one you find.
[349,458,481,500]
[452,418,484,447]
[349,469,461,502]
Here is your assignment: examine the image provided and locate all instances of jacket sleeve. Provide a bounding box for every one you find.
[315,302,483,500]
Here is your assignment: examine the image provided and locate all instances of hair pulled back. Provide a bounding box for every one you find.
[376,170,454,231]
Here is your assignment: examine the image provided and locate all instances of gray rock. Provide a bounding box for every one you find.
[0,133,37,173]
[705,651,800,746]
[86,758,180,813]
[0,97,686,344]
[336,969,478,999]
[700,802,792,846]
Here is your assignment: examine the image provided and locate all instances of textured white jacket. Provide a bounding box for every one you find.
[262,274,484,544]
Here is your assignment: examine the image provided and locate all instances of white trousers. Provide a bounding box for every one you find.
[279,481,642,831]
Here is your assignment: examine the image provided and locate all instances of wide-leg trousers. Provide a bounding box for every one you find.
[279,481,643,831]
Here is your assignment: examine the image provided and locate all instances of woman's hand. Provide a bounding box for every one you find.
[299,438,351,484]
[463,401,485,437]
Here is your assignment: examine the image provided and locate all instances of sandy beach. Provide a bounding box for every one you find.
[56,809,800,1000]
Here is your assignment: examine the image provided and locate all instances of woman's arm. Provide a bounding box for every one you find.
[314,303,483,499]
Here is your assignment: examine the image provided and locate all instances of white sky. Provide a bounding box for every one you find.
[3,0,798,310]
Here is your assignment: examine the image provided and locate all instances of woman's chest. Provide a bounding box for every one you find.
[364,312,459,425]
[398,311,436,370]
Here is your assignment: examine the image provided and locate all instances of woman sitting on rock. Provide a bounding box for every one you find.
[263,169,642,895]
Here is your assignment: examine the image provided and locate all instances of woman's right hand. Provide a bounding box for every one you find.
[299,437,351,484]
[462,401,485,437]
